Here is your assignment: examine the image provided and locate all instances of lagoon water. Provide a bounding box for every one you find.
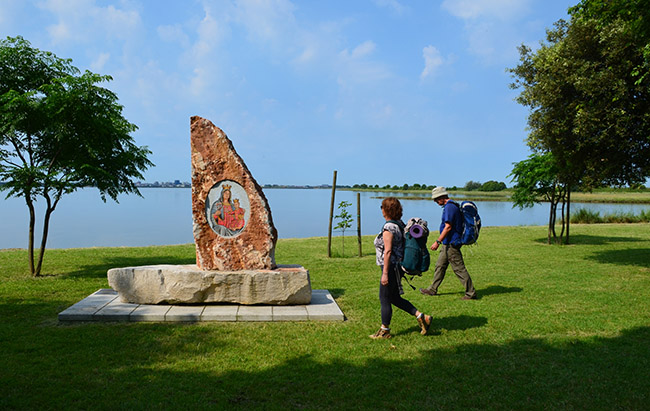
[1,188,648,249]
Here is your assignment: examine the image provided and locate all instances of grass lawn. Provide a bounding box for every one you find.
[1,224,649,409]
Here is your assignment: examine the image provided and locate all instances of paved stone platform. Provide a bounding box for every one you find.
[58,289,345,322]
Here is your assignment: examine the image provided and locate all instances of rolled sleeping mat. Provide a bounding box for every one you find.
[409,224,424,238]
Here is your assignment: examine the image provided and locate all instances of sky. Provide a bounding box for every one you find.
[0,0,577,187]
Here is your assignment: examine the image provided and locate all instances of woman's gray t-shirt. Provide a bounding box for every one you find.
[374,220,405,266]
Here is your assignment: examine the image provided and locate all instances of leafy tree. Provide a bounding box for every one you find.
[509,5,650,243]
[334,200,353,256]
[464,181,482,191]
[0,36,153,276]
[509,153,569,244]
[480,180,507,191]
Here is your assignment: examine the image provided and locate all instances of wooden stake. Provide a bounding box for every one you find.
[327,170,337,258]
[357,192,362,257]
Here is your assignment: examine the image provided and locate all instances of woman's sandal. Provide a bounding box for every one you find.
[417,313,432,335]
[369,327,392,339]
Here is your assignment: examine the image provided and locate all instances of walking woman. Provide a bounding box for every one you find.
[371,197,432,339]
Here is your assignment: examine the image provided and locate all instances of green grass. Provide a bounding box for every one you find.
[572,208,650,224]
[1,225,650,409]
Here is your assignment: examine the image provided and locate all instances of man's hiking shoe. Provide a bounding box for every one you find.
[420,288,438,296]
[417,314,432,335]
[369,328,391,339]
[461,294,477,300]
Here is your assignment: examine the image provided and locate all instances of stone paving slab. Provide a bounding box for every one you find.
[202,305,238,321]
[57,290,118,321]
[93,299,139,322]
[306,289,345,321]
[130,304,172,322]
[238,305,273,322]
[272,305,309,321]
[58,289,345,322]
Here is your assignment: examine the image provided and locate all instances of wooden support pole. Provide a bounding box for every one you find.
[327,170,337,258]
[357,192,362,257]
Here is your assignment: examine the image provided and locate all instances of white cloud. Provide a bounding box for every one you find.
[37,0,141,44]
[157,24,190,48]
[346,40,376,59]
[185,4,231,97]
[337,40,391,86]
[90,52,110,71]
[232,0,296,46]
[441,0,531,21]
[441,0,533,64]
[420,45,444,80]
[373,0,408,16]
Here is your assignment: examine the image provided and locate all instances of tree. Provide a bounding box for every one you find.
[480,180,507,191]
[0,36,153,276]
[508,6,650,243]
[509,153,569,244]
[334,200,353,256]
[464,181,482,191]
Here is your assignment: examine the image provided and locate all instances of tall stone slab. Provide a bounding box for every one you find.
[191,116,278,270]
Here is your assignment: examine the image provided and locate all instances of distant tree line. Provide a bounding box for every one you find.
[351,181,508,192]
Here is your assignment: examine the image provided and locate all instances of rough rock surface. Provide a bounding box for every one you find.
[108,265,312,305]
[191,116,277,270]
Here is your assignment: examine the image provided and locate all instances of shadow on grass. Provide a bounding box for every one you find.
[63,255,196,279]
[586,248,650,268]
[394,315,488,337]
[2,314,648,409]
[435,314,488,332]
[478,285,523,297]
[534,234,644,245]
[327,288,346,298]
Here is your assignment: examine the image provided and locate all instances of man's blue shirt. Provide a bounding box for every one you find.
[440,200,463,246]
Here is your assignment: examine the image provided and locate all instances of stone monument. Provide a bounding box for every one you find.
[107,116,311,305]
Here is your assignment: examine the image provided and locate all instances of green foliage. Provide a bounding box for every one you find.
[509,13,650,189]
[572,208,650,224]
[464,180,482,191]
[1,225,650,408]
[509,153,569,244]
[334,200,354,256]
[508,2,650,243]
[479,180,507,191]
[571,208,602,224]
[0,36,152,276]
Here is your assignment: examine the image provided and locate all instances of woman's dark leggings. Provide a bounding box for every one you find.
[379,264,417,326]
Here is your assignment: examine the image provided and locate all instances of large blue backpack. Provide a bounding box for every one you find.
[449,200,481,245]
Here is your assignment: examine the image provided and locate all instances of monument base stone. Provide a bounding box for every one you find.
[108,264,311,306]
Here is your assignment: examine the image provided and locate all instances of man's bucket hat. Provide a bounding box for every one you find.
[431,186,449,200]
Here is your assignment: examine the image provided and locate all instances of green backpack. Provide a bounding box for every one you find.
[388,218,430,275]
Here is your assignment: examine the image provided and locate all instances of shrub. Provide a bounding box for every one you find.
[571,208,602,224]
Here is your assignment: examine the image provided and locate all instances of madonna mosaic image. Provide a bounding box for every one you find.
[205,180,250,237]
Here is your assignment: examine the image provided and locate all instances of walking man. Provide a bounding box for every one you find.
[420,186,477,300]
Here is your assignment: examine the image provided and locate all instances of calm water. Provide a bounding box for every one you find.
[1,188,648,249]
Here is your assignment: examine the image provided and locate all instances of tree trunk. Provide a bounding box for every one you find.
[34,205,54,277]
[566,187,571,244]
[327,171,337,258]
[548,189,556,244]
[560,200,566,245]
[26,197,36,276]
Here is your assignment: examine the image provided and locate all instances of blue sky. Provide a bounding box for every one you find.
[1,0,576,187]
